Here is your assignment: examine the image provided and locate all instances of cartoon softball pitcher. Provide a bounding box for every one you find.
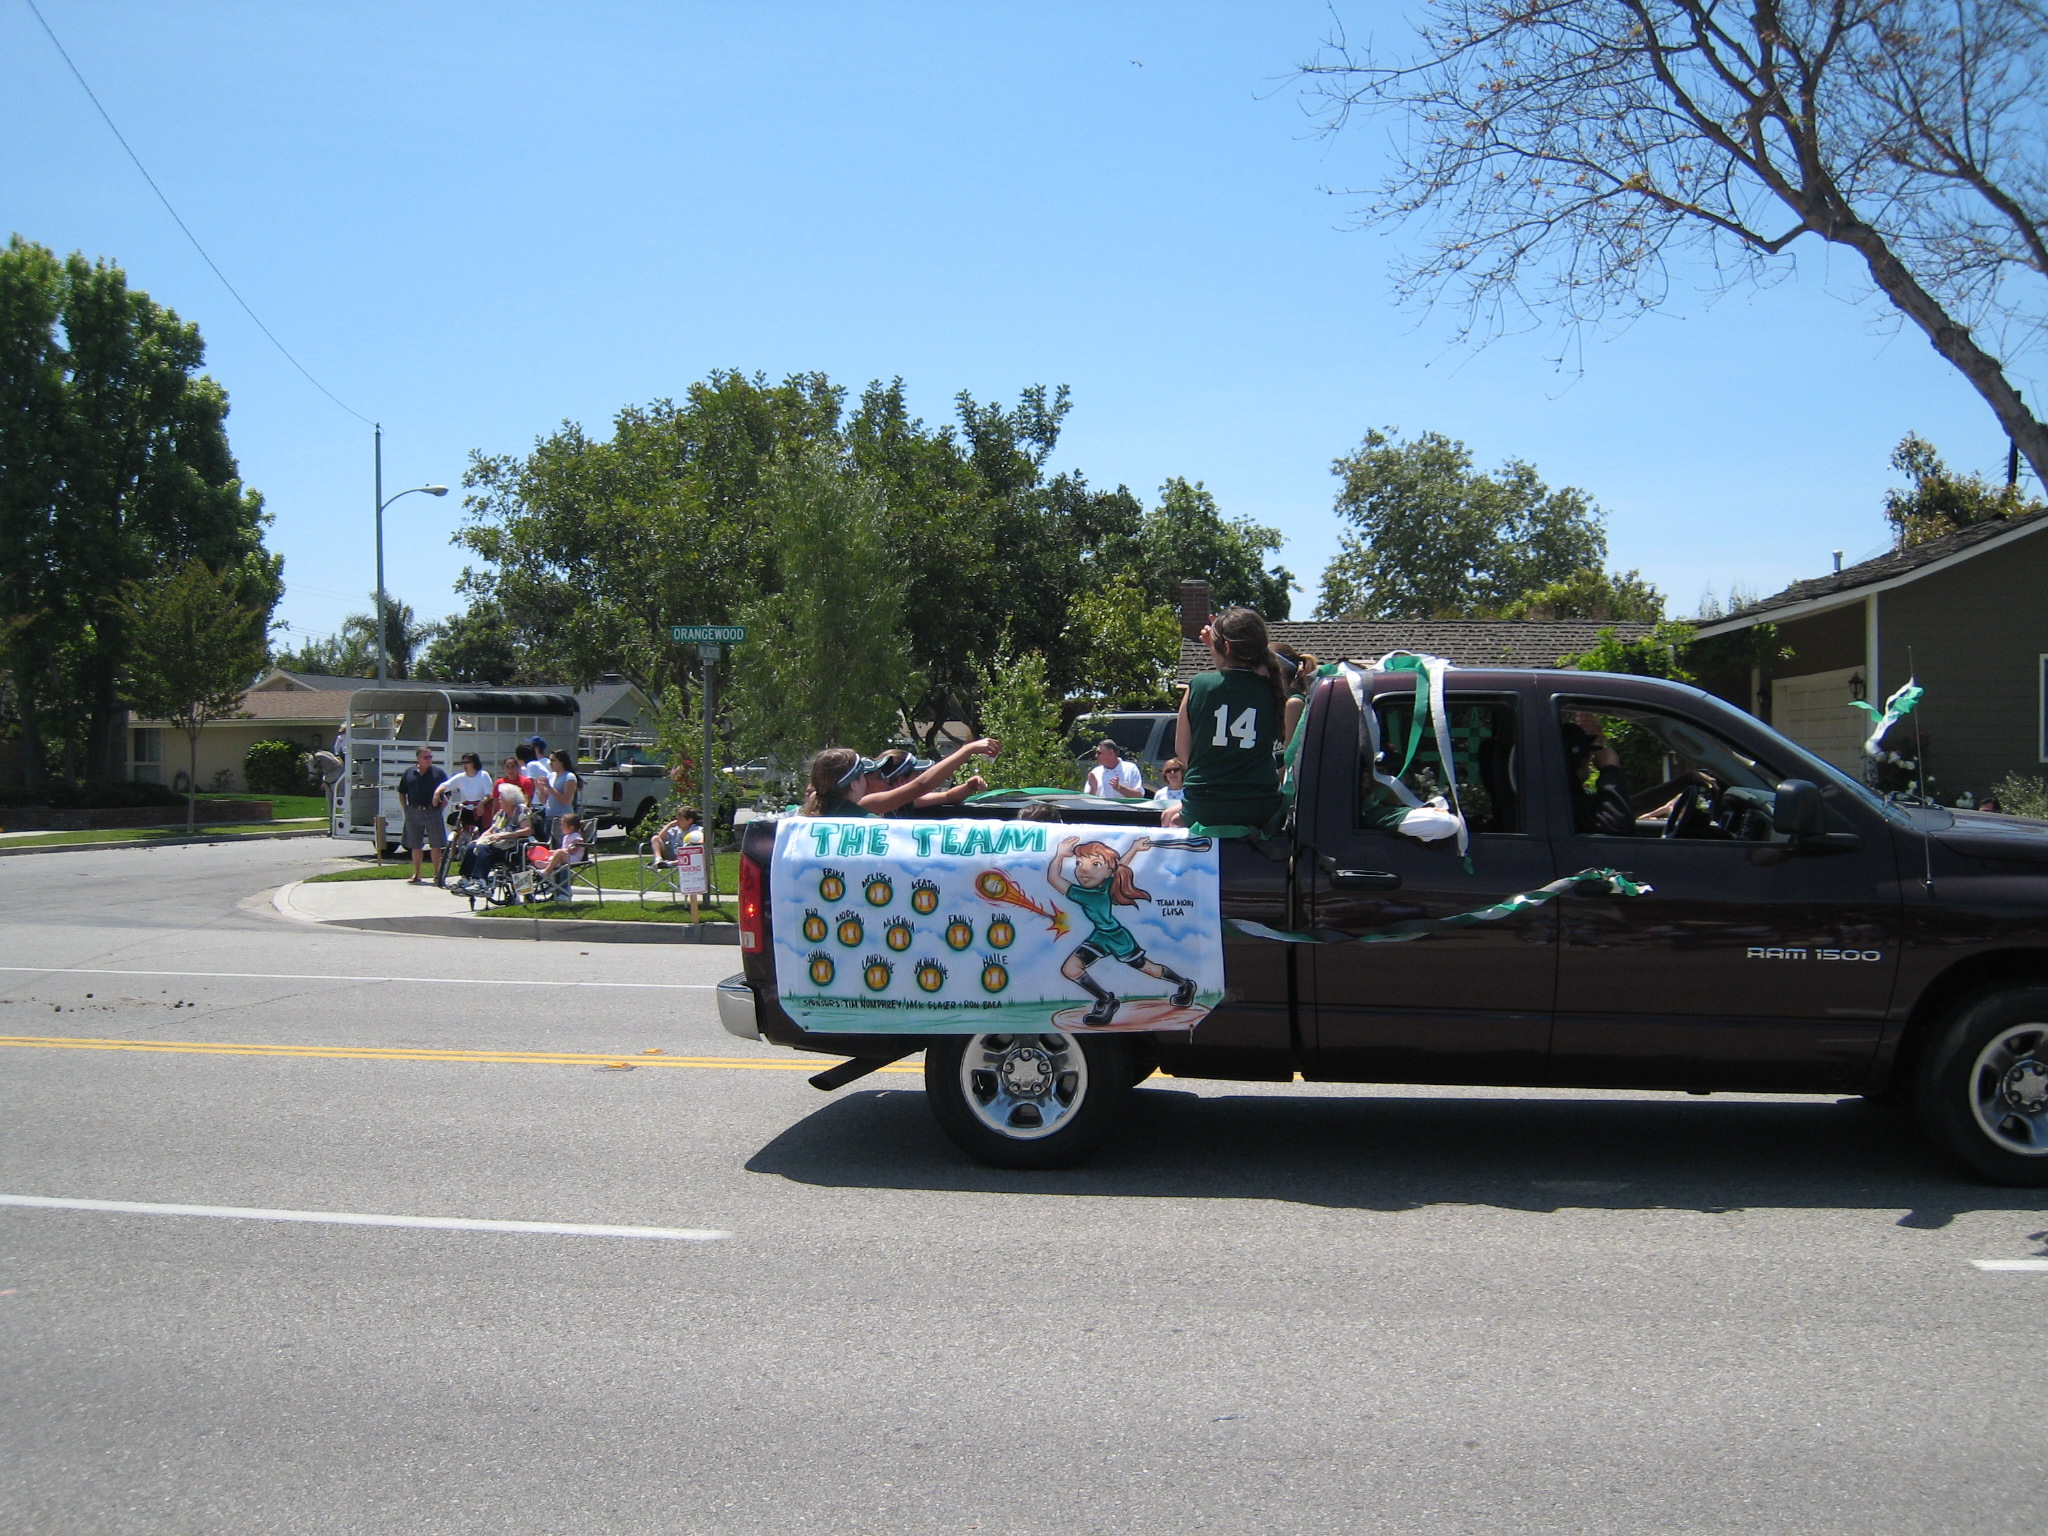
[1047,835,1197,1026]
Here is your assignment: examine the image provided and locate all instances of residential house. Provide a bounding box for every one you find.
[1690,508,2048,797]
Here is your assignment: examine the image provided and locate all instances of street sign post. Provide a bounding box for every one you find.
[673,626,746,896]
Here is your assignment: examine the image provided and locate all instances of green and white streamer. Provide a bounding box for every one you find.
[1848,679,1924,757]
[1223,866,1653,947]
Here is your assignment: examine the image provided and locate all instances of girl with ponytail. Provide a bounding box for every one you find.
[1166,606,1285,832]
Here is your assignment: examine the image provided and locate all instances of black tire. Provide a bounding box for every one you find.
[924,1032,1133,1170]
[631,798,656,830]
[1915,983,2048,1186]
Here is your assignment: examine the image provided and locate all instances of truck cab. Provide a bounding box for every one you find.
[721,666,2048,1184]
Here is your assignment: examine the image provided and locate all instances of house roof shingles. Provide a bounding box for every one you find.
[1174,619,1656,683]
[1717,506,2048,624]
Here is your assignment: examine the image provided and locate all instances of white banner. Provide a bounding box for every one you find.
[770,817,1224,1034]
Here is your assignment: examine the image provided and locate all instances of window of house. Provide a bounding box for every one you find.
[1364,695,1521,834]
[131,728,163,784]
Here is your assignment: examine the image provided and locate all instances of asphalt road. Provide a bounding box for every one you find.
[1,838,2042,1535]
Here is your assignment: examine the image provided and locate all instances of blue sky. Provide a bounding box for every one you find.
[4,0,2032,646]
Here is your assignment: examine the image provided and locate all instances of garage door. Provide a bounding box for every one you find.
[1771,667,1867,774]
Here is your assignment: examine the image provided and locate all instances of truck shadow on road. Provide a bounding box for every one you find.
[745,1086,2041,1227]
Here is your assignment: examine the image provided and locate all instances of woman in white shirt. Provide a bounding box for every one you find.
[435,753,496,845]
[542,750,580,836]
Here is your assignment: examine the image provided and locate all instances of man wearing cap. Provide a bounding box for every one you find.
[1085,739,1146,799]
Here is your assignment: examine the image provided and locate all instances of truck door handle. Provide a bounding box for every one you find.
[1329,869,1401,890]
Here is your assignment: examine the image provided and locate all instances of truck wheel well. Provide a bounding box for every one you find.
[1893,949,2048,1086]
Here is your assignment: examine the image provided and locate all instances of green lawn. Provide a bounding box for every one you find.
[0,820,326,850]
[197,791,329,820]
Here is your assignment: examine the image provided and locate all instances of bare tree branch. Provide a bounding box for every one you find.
[1300,0,2048,483]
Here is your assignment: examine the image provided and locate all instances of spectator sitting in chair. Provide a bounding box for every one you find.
[533,813,588,903]
[650,804,703,867]
[451,785,530,895]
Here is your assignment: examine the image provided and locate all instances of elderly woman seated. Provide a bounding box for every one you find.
[451,784,533,895]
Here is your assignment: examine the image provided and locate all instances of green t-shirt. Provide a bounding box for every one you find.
[1064,877,1139,959]
[1183,667,1283,827]
[820,795,877,819]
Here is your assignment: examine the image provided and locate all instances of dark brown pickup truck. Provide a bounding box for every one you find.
[719,667,2048,1184]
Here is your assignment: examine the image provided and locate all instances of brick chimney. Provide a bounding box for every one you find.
[1178,578,1212,640]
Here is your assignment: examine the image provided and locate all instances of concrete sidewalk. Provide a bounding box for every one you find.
[277,873,739,945]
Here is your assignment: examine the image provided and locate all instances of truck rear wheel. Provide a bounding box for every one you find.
[1916,983,2048,1186]
[924,1032,1132,1170]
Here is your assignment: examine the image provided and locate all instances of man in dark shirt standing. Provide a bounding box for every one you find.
[398,746,450,886]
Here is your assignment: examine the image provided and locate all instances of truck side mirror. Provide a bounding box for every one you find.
[1772,779,1827,837]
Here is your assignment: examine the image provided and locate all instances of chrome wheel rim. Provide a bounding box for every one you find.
[959,1033,1088,1141]
[1969,1023,2048,1156]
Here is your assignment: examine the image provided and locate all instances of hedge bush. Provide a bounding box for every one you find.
[0,779,186,810]
[244,739,310,795]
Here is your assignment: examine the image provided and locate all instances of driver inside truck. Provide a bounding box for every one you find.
[1562,713,1635,836]
[1562,707,1726,836]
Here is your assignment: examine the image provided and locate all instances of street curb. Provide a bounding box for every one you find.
[269,881,738,945]
[0,826,330,859]
[324,914,741,945]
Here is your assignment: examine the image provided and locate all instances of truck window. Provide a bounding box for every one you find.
[1558,701,1792,841]
[1365,696,1521,834]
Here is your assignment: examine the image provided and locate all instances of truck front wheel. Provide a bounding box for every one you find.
[1916,983,2048,1186]
[924,1032,1133,1170]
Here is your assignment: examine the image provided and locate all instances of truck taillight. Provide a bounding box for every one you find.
[738,854,762,952]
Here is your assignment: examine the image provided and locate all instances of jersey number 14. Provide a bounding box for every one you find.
[1211,705,1259,749]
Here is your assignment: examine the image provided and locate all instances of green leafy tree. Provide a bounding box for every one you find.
[338,595,436,681]
[1557,621,1697,682]
[1882,433,2043,547]
[1065,573,1181,708]
[458,370,843,704]
[0,237,278,783]
[121,560,268,831]
[728,448,911,766]
[977,651,1078,791]
[416,598,525,684]
[270,626,376,678]
[1316,429,1607,619]
[1493,568,1665,622]
[1119,477,1294,618]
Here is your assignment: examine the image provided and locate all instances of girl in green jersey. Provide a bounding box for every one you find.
[1046,834,1196,1027]
[1166,606,1287,831]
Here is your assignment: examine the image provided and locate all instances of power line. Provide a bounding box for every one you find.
[22,0,373,426]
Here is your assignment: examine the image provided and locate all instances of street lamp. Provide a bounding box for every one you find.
[373,422,449,682]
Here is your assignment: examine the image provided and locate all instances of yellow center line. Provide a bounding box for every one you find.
[0,1035,921,1073]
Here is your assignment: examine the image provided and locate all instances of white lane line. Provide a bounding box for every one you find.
[1972,1259,2048,1271]
[0,965,714,991]
[0,1193,727,1242]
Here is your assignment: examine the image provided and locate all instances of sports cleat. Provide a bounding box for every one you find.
[1082,995,1121,1026]
[1172,977,1196,1009]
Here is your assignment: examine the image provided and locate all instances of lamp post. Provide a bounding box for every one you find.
[373,423,449,681]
